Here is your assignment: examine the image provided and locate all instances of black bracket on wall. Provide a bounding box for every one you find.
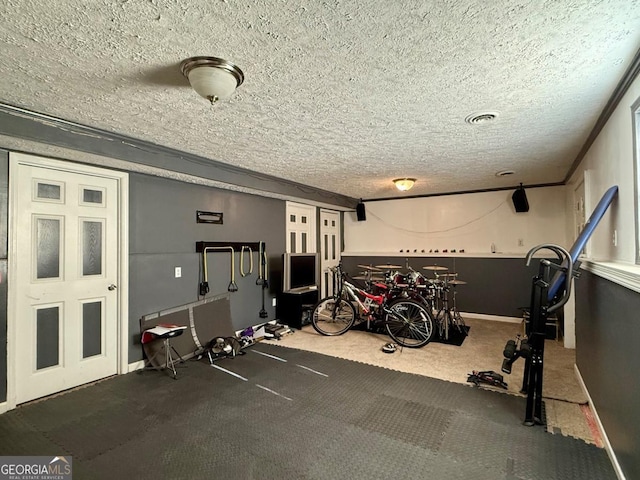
[196,210,223,224]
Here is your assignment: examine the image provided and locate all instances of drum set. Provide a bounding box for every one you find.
[353,263,467,341]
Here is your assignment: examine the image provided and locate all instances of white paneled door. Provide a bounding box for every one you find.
[286,202,315,254]
[11,155,122,404]
[319,209,340,297]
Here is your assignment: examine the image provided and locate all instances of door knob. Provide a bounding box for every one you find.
[108,284,117,291]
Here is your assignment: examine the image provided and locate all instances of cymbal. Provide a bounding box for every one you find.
[375,264,403,269]
[423,265,448,271]
[439,273,458,278]
[353,275,385,281]
[357,264,382,271]
[448,279,467,285]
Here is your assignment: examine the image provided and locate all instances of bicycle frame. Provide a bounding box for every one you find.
[334,267,397,325]
[342,281,383,313]
[313,263,436,347]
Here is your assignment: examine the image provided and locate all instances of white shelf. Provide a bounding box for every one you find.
[342,251,544,259]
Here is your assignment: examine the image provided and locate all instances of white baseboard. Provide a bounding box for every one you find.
[460,312,522,324]
[127,360,146,373]
[0,401,9,415]
[575,365,626,480]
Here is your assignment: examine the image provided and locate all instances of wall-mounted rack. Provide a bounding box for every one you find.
[196,241,263,253]
[196,242,270,320]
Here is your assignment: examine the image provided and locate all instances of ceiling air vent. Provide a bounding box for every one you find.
[465,112,499,125]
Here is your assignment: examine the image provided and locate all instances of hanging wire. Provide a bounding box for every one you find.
[365,199,508,235]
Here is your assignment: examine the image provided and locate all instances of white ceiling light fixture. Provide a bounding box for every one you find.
[180,56,244,104]
[393,178,416,191]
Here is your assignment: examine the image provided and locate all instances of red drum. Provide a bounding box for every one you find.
[392,271,409,287]
[409,271,428,288]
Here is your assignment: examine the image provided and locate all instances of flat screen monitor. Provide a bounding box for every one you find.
[283,253,319,292]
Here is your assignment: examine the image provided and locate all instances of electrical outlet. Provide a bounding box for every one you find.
[174,266,182,278]
[272,297,277,307]
[612,230,618,247]
[518,238,524,247]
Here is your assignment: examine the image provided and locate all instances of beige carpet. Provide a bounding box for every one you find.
[267,317,597,444]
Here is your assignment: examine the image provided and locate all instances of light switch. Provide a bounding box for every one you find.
[175,267,182,278]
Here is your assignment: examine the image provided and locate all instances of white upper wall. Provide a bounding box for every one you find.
[344,71,640,261]
[344,186,567,256]
[567,72,640,264]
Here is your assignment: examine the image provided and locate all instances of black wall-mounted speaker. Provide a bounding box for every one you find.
[512,185,529,213]
[356,202,366,221]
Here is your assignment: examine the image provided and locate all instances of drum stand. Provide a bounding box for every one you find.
[434,277,466,340]
[435,281,454,340]
[449,282,466,332]
[141,329,186,380]
[161,337,184,379]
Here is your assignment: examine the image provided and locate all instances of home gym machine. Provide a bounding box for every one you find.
[502,244,577,426]
[500,185,618,426]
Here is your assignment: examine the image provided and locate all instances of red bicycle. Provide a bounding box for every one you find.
[311,264,435,347]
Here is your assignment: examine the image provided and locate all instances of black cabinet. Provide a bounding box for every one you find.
[277,288,319,329]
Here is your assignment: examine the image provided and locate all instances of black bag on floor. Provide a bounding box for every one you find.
[204,336,243,364]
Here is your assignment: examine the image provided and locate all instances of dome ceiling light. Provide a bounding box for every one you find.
[393,178,416,191]
[180,56,244,104]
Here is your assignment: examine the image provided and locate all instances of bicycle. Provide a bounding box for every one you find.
[311,264,435,347]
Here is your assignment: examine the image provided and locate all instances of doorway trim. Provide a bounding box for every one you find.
[6,152,129,411]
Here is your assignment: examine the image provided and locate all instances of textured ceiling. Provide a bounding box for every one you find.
[0,0,639,200]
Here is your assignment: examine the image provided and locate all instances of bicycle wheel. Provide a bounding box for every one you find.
[311,296,356,336]
[385,298,434,347]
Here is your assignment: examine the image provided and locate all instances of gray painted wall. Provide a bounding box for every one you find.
[128,173,286,362]
[0,161,287,403]
[576,271,640,480]
[341,255,541,318]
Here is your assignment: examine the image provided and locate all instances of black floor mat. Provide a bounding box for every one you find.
[352,319,469,346]
[435,324,470,346]
[0,343,616,480]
